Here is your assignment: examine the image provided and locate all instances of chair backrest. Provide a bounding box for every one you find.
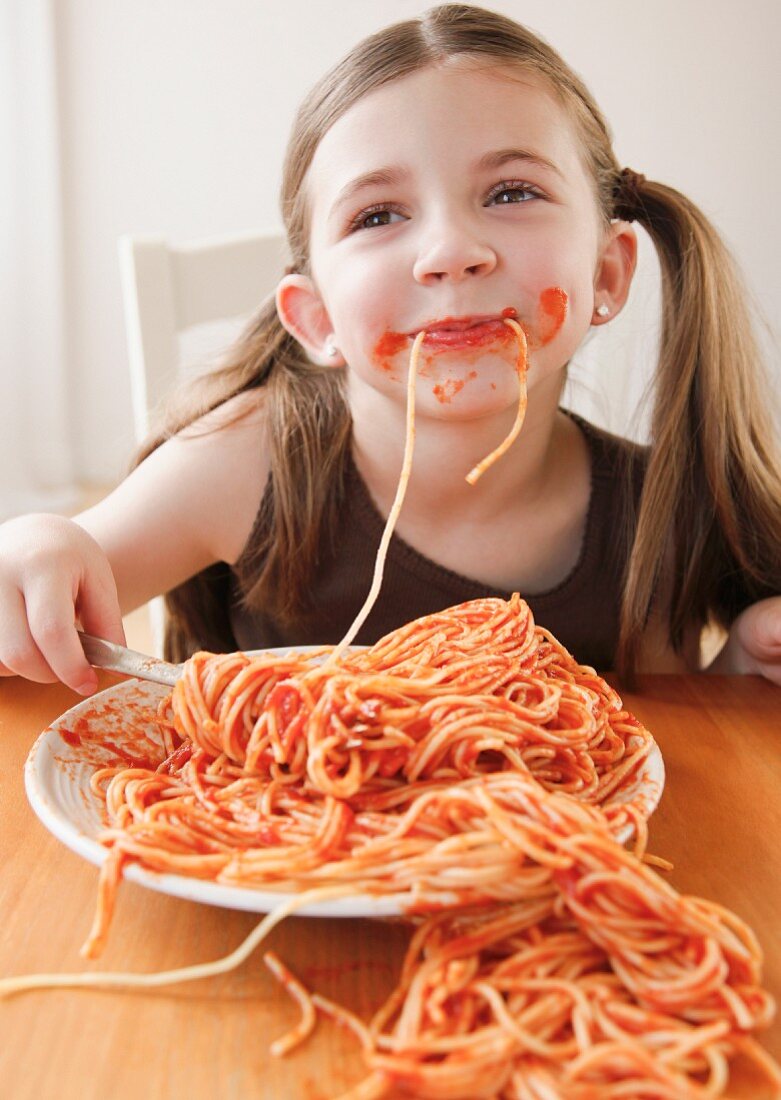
[117,230,288,653]
[118,230,289,439]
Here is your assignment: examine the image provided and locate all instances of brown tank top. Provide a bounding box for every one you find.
[229,415,646,670]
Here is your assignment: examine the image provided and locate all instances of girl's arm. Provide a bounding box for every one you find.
[77,395,268,613]
[0,394,268,694]
[705,598,781,683]
[634,584,781,683]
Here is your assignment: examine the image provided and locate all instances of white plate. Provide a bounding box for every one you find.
[25,666,664,919]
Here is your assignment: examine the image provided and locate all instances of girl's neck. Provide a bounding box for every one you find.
[348,371,569,521]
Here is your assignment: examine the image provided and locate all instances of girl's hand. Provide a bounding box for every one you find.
[0,513,125,695]
[710,597,781,684]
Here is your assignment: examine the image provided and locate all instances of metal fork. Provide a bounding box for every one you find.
[78,632,182,687]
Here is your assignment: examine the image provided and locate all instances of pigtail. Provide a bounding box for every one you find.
[235,316,351,628]
[132,297,351,663]
[615,173,781,675]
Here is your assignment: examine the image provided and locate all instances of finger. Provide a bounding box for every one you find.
[755,599,781,654]
[0,587,60,685]
[75,559,126,647]
[756,660,781,687]
[24,577,99,695]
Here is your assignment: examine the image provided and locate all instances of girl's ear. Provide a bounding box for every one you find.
[591,221,638,325]
[275,274,345,365]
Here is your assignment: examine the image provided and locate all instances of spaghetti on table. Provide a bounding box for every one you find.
[3,314,779,1098]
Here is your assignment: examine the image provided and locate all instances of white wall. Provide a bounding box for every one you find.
[1,1,77,519]
[51,0,781,482]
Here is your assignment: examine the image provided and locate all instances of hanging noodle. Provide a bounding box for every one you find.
[328,328,425,662]
[333,314,527,657]
[2,319,778,1099]
[467,318,528,485]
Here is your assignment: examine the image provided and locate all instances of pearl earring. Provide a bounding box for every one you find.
[325,336,339,358]
[595,304,610,318]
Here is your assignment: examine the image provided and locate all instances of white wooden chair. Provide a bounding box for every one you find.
[118,230,289,438]
[117,229,289,650]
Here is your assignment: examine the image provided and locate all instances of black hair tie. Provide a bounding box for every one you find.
[613,168,646,222]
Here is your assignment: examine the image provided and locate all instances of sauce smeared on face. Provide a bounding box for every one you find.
[514,288,568,349]
[433,378,466,403]
[533,286,568,347]
[433,368,478,404]
[374,330,409,372]
[370,289,567,379]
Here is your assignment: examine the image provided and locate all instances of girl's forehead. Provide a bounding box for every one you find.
[306,63,585,228]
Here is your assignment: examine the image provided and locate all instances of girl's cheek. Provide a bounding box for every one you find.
[373,330,407,376]
[518,287,569,351]
[534,287,568,347]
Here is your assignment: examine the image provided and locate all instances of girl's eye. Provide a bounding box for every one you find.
[348,204,406,232]
[485,181,542,206]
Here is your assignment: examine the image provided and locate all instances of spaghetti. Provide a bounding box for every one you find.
[466,318,528,485]
[77,594,657,953]
[332,312,528,656]
[4,594,777,1096]
[326,823,779,1099]
[3,317,778,1098]
[329,328,425,661]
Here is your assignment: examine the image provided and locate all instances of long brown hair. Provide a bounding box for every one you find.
[615,180,781,672]
[142,4,781,672]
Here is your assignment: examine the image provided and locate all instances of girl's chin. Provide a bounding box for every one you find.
[417,356,519,407]
[417,383,522,423]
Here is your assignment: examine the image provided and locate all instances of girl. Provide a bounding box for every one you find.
[1,3,780,696]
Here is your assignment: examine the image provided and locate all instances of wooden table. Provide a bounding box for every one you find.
[1,673,780,1100]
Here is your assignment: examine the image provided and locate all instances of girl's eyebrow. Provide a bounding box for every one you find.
[328,166,408,225]
[327,148,562,226]
[479,147,564,180]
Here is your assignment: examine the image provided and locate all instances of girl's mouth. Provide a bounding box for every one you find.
[413,315,516,349]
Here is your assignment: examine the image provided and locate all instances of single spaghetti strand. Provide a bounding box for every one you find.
[330,1070,391,1100]
[264,950,318,1056]
[328,329,425,662]
[0,885,355,999]
[466,318,528,485]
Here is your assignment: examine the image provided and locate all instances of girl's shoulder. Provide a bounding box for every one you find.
[568,411,647,462]
[76,389,270,612]
[565,412,648,504]
[176,387,268,441]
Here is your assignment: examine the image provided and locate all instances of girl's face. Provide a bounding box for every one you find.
[278,61,633,422]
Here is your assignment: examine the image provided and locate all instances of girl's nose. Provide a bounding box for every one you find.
[412,220,497,285]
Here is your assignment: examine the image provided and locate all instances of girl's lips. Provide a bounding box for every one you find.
[417,319,512,348]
